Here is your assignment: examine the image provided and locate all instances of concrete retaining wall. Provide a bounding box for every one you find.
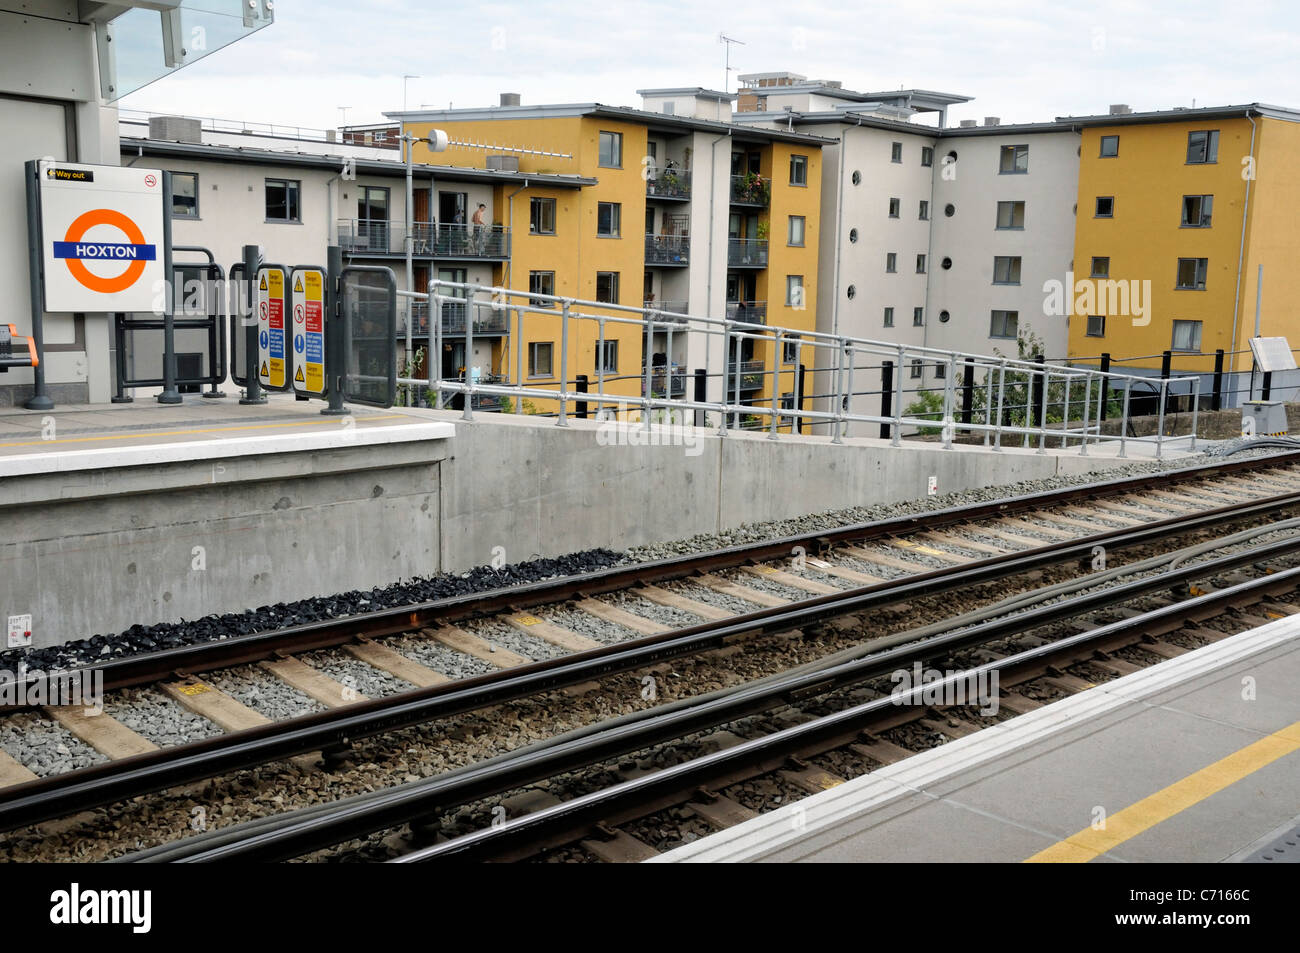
[414,408,1138,571]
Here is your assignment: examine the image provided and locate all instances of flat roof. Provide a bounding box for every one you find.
[1055,102,1300,126]
[731,110,1079,138]
[636,87,735,102]
[118,136,596,187]
[386,103,836,146]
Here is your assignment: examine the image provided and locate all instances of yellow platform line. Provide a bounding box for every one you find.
[0,414,406,449]
[1025,719,1300,863]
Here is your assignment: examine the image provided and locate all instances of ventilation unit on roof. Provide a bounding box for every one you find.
[959,119,978,127]
[1109,104,1132,115]
[149,116,202,143]
[984,116,1000,126]
[486,155,520,171]
[500,93,521,107]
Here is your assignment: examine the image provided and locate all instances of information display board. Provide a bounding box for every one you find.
[291,267,327,396]
[1249,336,1297,373]
[256,265,290,391]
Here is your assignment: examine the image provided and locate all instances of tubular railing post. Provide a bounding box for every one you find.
[1212,349,1224,412]
[1098,352,1111,422]
[1160,350,1172,409]
[879,359,893,441]
[768,329,783,439]
[961,358,975,430]
[596,316,607,420]
[1119,378,1131,459]
[430,288,442,407]
[1061,369,1071,449]
[643,316,654,432]
[1156,378,1168,460]
[982,362,993,447]
[575,374,589,419]
[1190,377,1201,451]
[830,338,844,443]
[461,288,475,421]
[557,300,570,427]
[840,342,854,445]
[1079,376,1091,456]
[891,344,905,447]
[1028,353,1044,449]
[941,355,955,450]
[993,360,1007,450]
[240,243,266,406]
[514,304,524,415]
[719,326,731,437]
[1037,366,1049,454]
[693,368,706,428]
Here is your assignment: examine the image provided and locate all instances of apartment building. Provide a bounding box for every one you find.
[117,112,592,400]
[390,93,827,421]
[1066,103,1300,404]
[730,72,1080,434]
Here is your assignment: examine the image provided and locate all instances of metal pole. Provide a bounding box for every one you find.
[891,344,904,447]
[941,354,955,450]
[693,367,706,428]
[1190,377,1201,451]
[157,172,181,404]
[557,300,570,426]
[642,316,653,432]
[1119,379,1131,459]
[960,358,975,429]
[982,361,993,447]
[1098,352,1110,422]
[768,329,782,439]
[1156,378,1167,460]
[320,244,348,415]
[404,136,415,393]
[1079,376,1091,456]
[993,359,1006,450]
[1212,349,1224,412]
[461,285,474,421]
[22,161,53,410]
[1037,367,1048,454]
[1060,369,1071,449]
[879,359,893,440]
[240,243,266,405]
[837,342,852,445]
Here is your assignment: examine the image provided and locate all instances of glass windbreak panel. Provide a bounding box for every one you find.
[101,1,275,102]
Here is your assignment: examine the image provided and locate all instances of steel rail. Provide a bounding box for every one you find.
[12,451,1300,701]
[130,536,1300,862]
[394,564,1300,863]
[4,483,1298,833]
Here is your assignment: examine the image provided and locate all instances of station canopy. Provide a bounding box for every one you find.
[85,1,275,101]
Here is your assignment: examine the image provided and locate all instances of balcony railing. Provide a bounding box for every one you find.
[645,233,690,266]
[728,238,768,267]
[728,359,766,390]
[646,167,691,200]
[337,219,510,259]
[729,174,770,207]
[726,300,767,324]
[642,366,687,398]
[643,299,689,324]
[409,300,510,336]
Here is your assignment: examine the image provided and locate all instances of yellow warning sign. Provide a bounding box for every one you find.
[294,275,304,293]
[260,360,268,377]
[295,365,304,383]
[259,275,268,291]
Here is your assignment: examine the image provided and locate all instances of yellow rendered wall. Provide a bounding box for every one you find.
[1068,117,1252,373]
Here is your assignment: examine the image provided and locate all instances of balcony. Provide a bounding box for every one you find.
[730,173,770,207]
[337,219,510,260]
[726,300,766,324]
[645,233,690,266]
[728,238,768,268]
[728,360,766,391]
[643,299,689,324]
[646,167,691,201]
[409,300,510,336]
[642,365,688,398]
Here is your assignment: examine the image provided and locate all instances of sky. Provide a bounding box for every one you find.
[120,0,1300,131]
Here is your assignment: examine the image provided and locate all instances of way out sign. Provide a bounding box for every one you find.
[38,160,166,313]
[257,265,288,390]
[291,267,327,396]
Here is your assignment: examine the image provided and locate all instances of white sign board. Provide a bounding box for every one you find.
[38,159,166,313]
[291,268,327,396]
[1249,336,1297,374]
[256,266,288,390]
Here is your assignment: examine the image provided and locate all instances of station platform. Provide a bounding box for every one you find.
[0,394,446,475]
[655,616,1300,863]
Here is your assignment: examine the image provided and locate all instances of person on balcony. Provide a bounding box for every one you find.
[471,203,488,254]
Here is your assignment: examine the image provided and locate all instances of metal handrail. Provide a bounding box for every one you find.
[336,219,510,258]
[645,233,690,265]
[727,238,768,267]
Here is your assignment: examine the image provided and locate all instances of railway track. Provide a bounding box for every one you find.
[2,452,1299,846]
[132,533,1300,862]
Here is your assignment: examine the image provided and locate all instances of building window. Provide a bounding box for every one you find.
[1172,320,1203,351]
[788,215,805,246]
[528,270,555,307]
[786,275,805,308]
[528,341,554,377]
[1086,315,1106,337]
[1099,135,1120,157]
[1176,258,1208,290]
[996,200,1025,229]
[883,307,894,327]
[597,201,621,237]
[171,172,199,218]
[1182,194,1213,227]
[993,256,1022,285]
[909,359,923,379]
[921,146,934,167]
[939,310,950,323]
[849,228,859,243]
[782,341,798,364]
[595,270,620,303]
[891,141,902,163]
[851,170,862,185]
[1095,196,1114,217]
[916,254,927,274]
[934,363,946,380]
[913,306,924,327]
[888,197,900,218]
[990,310,1019,339]
[529,197,556,235]
[598,130,623,168]
[596,339,618,373]
[999,144,1029,174]
[789,154,807,186]
[944,203,955,217]
[886,252,897,273]
[846,285,856,299]
[1186,130,1219,164]
[918,200,929,220]
[265,178,301,222]
[1091,256,1110,278]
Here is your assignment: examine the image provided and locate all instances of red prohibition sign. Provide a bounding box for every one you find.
[144,174,158,188]
[62,208,148,294]
[294,304,305,323]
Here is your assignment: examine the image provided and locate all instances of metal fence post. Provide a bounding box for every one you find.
[22,161,53,409]
[461,286,476,421]
[557,300,570,427]
[1098,352,1110,422]
[994,359,1007,450]
[320,244,347,416]
[879,359,893,441]
[1212,349,1224,412]
[642,316,653,432]
[768,329,783,439]
[575,374,589,418]
[157,172,181,404]
[941,354,956,450]
[960,358,975,430]
[240,243,267,406]
[892,344,905,447]
[693,368,706,427]
[1156,377,1167,460]
[1190,377,1201,451]
[1079,376,1091,456]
